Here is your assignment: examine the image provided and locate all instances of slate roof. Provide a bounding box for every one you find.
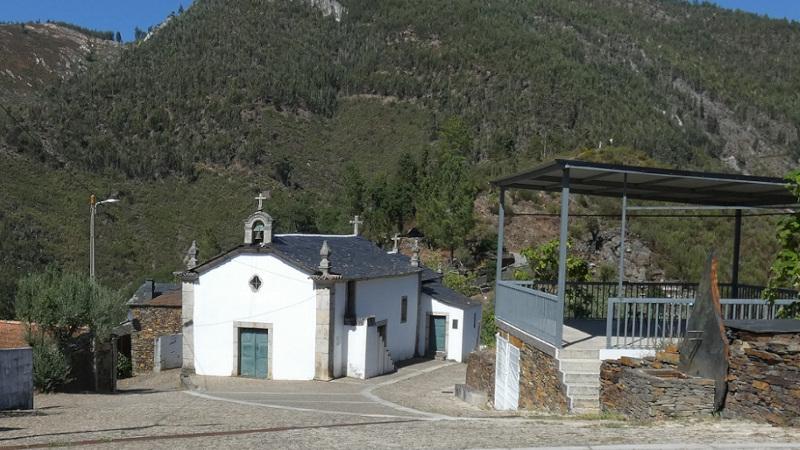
[128,281,181,307]
[421,279,481,308]
[188,235,422,281]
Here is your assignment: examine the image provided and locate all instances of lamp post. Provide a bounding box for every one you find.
[90,194,119,281]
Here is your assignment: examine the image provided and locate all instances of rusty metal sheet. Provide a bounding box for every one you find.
[678,253,729,411]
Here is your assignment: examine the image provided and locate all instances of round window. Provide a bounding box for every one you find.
[249,275,262,291]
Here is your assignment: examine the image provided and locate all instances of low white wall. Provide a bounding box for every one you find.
[353,275,419,362]
[599,348,656,360]
[344,324,366,378]
[192,253,316,380]
[460,305,482,361]
[155,334,182,372]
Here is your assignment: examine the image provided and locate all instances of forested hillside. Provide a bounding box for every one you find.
[1,0,798,317]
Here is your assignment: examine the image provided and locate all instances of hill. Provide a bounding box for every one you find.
[0,0,798,317]
[0,22,120,103]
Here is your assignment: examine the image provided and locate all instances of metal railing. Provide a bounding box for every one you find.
[606,297,796,349]
[526,281,797,320]
[495,280,562,348]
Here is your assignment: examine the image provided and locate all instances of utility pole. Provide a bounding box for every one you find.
[90,194,119,281]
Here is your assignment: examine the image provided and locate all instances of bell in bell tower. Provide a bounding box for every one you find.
[244,192,273,245]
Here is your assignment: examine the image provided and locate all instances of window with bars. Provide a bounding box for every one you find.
[400,296,407,323]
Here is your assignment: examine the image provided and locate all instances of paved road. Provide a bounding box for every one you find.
[1,361,799,449]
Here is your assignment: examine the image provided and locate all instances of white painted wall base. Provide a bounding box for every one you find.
[599,348,656,360]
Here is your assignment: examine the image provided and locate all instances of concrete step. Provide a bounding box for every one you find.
[567,384,600,397]
[571,397,600,409]
[571,392,599,401]
[559,359,602,373]
[572,407,602,415]
[563,372,601,384]
[560,348,601,360]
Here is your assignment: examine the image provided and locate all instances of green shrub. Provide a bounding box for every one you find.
[31,339,72,392]
[480,299,497,347]
[117,353,132,379]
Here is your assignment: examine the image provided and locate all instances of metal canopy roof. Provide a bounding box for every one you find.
[492,159,795,206]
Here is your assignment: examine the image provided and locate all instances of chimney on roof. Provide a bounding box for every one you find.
[146,279,155,300]
[319,240,331,277]
[410,238,420,267]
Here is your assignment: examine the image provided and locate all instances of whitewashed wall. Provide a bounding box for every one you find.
[460,305,482,361]
[192,254,316,380]
[354,274,419,362]
[344,324,365,378]
[418,294,482,362]
[332,281,346,378]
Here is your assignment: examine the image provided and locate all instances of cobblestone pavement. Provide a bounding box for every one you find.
[1,363,799,449]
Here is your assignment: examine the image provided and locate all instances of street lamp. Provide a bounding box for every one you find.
[90,194,119,281]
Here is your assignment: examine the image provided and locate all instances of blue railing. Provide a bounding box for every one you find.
[495,280,562,348]
[606,297,796,349]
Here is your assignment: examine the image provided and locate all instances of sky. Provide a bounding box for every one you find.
[712,0,800,22]
[0,0,798,42]
[0,0,193,42]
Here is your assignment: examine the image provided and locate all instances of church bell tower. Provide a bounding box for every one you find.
[244,192,273,245]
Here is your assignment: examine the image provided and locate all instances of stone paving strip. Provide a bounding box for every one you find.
[0,363,799,449]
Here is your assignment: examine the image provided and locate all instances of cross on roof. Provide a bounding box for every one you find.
[390,234,401,253]
[254,192,268,211]
[350,215,363,236]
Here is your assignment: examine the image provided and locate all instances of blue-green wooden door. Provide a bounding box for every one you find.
[429,316,446,354]
[239,329,268,378]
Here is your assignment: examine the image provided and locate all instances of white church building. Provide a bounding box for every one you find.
[179,199,482,381]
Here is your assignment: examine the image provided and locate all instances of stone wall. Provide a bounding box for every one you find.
[600,356,715,420]
[499,329,569,414]
[465,347,495,401]
[725,328,800,427]
[131,306,182,375]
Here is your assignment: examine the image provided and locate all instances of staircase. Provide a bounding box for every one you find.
[377,335,395,375]
[557,347,601,414]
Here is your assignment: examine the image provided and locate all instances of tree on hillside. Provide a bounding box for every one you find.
[115,31,122,43]
[764,170,800,317]
[417,117,476,261]
[389,152,418,232]
[342,164,366,217]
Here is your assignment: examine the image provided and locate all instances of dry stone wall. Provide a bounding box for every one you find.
[131,306,182,375]
[465,347,495,401]
[600,355,715,420]
[725,328,800,427]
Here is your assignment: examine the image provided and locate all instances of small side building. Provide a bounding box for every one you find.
[128,281,182,375]
[419,274,482,363]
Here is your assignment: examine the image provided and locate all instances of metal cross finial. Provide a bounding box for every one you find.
[349,215,363,236]
[390,234,401,253]
[254,192,268,211]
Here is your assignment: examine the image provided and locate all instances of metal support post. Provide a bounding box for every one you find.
[617,174,628,299]
[556,169,570,348]
[732,208,742,299]
[90,196,96,281]
[495,188,506,284]
[609,174,628,348]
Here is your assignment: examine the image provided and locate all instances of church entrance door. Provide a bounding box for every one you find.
[239,328,268,378]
